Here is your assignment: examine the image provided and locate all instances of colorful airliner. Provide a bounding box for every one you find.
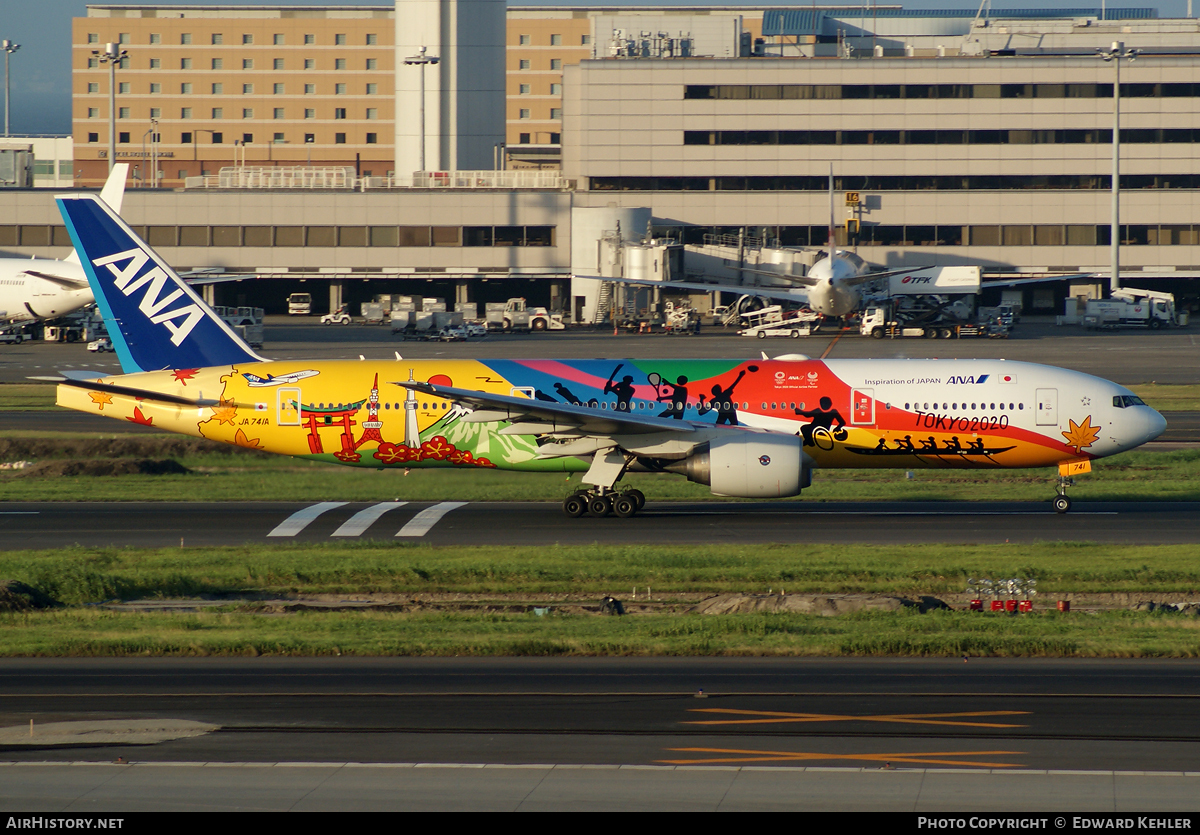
[50,193,1166,517]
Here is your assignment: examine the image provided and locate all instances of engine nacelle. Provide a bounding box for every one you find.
[667,435,813,498]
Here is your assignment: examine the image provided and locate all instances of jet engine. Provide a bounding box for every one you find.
[665,435,813,498]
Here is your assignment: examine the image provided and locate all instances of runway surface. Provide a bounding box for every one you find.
[2,499,1199,549]
[3,659,1200,810]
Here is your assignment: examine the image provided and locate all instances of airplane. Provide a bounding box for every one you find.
[584,171,930,319]
[48,192,1166,520]
[0,165,129,327]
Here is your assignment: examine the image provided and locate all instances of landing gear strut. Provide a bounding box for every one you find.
[562,487,645,519]
[1052,476,1073,514]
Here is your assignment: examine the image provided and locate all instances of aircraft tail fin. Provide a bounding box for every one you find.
[56,193,266,374]
[63,164,129,265]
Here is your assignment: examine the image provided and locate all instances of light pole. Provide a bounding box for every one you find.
[2,40,18,137]
[1100,41,1138,295]
[93,43,128,174]
[403,46,440,173]
[141,118,157,188]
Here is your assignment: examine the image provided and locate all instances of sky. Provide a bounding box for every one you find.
[2,0,1192,135]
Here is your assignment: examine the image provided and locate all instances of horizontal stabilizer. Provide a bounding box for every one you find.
[58,377,221,408]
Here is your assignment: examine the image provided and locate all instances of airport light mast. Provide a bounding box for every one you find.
[1100,41,1138,295]
[2,40,18,137]
[93,43,128,174]
[404,46,440,173]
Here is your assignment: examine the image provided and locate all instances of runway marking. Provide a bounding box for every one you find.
[331,502,408,537]
[396,502,468,537]
[659,747,1025,768]
[267,502,349,537]
[0,512,38,515]
[684,709,1030,729]
[648,511,1119,517]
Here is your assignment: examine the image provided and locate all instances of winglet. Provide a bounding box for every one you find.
[56,193,266,374]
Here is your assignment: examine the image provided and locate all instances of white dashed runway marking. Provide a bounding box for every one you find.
[331,502,408,537]
[396,502,468,537]
[267,502,349,537]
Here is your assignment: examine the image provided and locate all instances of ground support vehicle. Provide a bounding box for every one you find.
[287,293,312,315]
[487,298,566,332]
[87,337,113,353]
[321,307,352,326]
[739,307,821,339]
[1082,289,1182,330]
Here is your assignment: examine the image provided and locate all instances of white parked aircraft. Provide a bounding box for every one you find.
[587,171,930,318]
[0,164,129,326]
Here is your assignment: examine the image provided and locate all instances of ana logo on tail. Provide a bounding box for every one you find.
[91,248,205,346]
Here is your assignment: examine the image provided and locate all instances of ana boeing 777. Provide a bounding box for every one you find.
[48,193,1166,517]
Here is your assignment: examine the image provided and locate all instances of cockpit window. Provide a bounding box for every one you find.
[1113,395,1147,408]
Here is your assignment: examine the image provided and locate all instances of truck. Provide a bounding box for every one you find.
[287,293,312,315]
[861,296,1007,340]
[1082,289,1182,330]
[738,306,822,339]
[487,298,566,332]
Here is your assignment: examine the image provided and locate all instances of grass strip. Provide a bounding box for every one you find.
[2,607,1199,658]
[6,541,1200,601]
[2,448,1199,503]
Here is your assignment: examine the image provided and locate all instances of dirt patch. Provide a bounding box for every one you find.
[0,436,268,461]
[691,593,947,616]
[15,459,191,477]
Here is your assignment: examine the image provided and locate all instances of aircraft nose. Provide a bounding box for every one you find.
[1130,407,1167,446]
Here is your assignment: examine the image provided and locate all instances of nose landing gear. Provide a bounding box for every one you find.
[1052,476,1073,514]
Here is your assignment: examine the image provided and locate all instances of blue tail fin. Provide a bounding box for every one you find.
[57,194,265,373]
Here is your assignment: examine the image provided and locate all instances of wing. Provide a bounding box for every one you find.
[392,379,770,463]
[23,270,90,289]
[838,265,936,287]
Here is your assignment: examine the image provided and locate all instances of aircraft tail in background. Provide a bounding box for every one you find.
[56,193,266,374]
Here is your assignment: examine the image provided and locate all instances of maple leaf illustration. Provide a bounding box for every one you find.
[1061,415,1100,453]
[172,368,199,385]
[88,391,114,410]
[126,406,154,426]
[211,398,238,425]
[232,429,263,449]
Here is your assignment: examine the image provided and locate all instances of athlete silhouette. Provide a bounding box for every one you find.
[553,382,582,406]
[656,375,690,419]
[603,364,636,412]
[794,396,846,447]
[698,369,748,425]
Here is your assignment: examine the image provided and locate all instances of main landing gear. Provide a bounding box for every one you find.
[562,487,646,519]
[1052,475,1073,514]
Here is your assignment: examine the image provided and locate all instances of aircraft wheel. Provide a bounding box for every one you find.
[587,495,612,517]
[563,495,587,518]
[757,331,767,339]
[1052,495,1072,514]
[625,489,646,510]
[613,495,638,518]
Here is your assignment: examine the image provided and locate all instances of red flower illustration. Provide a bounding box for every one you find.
[420,436,454,461]
[374,442,419,464]
[334,449,362,463]
[448,449,474,465]
[474,457,496,469]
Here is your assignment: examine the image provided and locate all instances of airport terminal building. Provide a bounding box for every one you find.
[3,3,1200,316]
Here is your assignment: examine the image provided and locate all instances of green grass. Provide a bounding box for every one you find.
[0,384,59,411]
[4,541,1200,658]
[6,541,1200,601]
[2,607,1199,658]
